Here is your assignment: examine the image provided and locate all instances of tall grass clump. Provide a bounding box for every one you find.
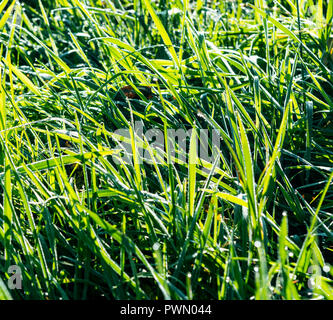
[0,0,332,300]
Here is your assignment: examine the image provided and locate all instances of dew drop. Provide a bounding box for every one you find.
[153,242,160,251]
[323,265,330,273]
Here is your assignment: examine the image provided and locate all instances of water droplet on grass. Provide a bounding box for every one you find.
[323,265,330,273]
[153,242,160,251]
[254,240,261,248]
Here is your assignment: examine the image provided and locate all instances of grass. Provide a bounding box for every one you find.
[0,0,332,300]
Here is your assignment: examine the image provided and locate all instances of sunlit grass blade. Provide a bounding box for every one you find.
[142,0,179,68]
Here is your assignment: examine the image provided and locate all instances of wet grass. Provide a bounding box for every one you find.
[0,0,332,300]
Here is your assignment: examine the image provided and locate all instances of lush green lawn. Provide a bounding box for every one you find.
[0,0,332,299]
